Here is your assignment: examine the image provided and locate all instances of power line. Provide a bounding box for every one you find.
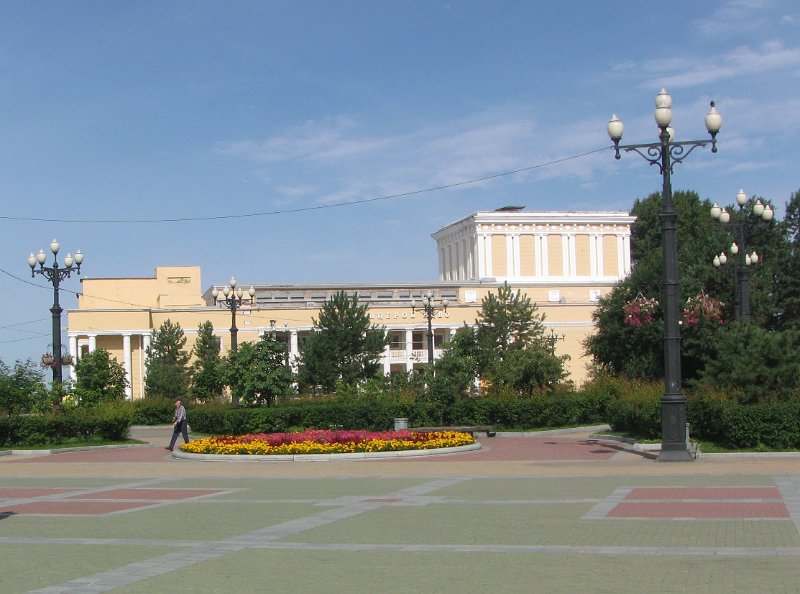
[0,147,609,224]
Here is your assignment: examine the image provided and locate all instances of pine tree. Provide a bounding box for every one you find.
[190,321,224,401]
[473,283,566,394]
[298,291,388,392]
[145,319,190,399]
[224,333,292,406]
[475,282,544,372]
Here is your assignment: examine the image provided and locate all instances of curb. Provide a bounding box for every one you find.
[1,443,150,456]
[171,442,482,462]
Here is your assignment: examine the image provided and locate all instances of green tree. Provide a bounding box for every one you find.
[698,324,800,403]
[586,190,739,381]
[774,187,800,330]
[471,283,565,394]
[224,333,293,406]
[585,188,789,384]
[424,325,480,421]
[0,358,49,416]
[297,291,389,392]
[190,321,224,401]
[145,319,190,399]
[73,348,128,406]
[475,283,544,371]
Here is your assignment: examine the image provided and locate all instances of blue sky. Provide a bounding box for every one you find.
[1,0,799,366]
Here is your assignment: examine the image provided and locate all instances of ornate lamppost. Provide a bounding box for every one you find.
[212,277,255,354]
[545,328,566,354]
[607,88,722,461]
[411,290,448,365]
[28,240,84,386]
[710,189,773,322]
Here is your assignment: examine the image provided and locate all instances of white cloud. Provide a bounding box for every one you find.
[641,41,800,89]
[691,0,775,36]
[214,105,627,212]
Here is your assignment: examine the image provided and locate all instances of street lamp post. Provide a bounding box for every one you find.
[28,240,84,386]
[411,290,448,365]
[212,277,255,407]
[607,88,722,462]
[212,277,255,354]
[545,328,566,354]
[711,189,773,321]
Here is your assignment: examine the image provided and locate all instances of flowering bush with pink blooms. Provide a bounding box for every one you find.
[623,295,659,327]
[682,293,724,326]
[180,429,475,455]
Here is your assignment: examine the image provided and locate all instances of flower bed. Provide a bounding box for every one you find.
[180,429,475,456]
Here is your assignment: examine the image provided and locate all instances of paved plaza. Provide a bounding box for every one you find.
[3,427,800,593]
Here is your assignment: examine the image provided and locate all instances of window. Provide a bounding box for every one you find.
[412,331,425,350]
[389,331,405,350]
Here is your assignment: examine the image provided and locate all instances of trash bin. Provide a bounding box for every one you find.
[394,418,408,431]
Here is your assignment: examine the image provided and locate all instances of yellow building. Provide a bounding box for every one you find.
[67,208,634,399]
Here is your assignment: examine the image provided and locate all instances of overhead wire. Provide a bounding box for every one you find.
[1,146,610,346]
[0,147,610,224]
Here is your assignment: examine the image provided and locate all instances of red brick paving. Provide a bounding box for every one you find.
[69,488,224,500]
[409,437,623,462]
[610,501,789,518]
[626,486,782,500]
[5,445,169,463]
[1,500,154,515]
[0,487,73,498]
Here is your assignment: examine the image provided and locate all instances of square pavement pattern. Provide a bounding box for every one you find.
[3,434,800,593]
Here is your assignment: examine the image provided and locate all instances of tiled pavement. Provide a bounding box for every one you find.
[3,427,800,593]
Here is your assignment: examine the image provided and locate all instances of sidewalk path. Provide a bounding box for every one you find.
[3,427,800,593]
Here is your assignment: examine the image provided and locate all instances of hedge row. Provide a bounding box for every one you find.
[186,392,612,435]
[0,405,131,447]
[607,394,800,450]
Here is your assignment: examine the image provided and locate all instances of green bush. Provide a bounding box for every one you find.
[0,404,132,447]
[185,392,611,436]
[128,397,175,425]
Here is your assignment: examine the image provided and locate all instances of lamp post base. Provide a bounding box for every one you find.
[657,447,696,462]
[656,400,696,462]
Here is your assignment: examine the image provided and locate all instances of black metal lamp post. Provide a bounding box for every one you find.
[411,290,448,365]
[545,328,566,354]
[710,189,773,321]
[607,88,722,462]
[212,277,255,354]
[28,240,84,386]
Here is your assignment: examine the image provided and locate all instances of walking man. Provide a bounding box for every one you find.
[165,399,189,451]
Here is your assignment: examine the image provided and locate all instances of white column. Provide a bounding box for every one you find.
[122,334,132,400]
[454,241,462,281]
[141,333,152,394]
[138,334,146,400]
[543,234,550,277]
[438,246,446,281]
[88,334,97,352]
[537,234,548,277]
[511,234,521,278]
[565,234,576,277]
[598,233,606,277]
[405,329,414,372]
[460,238,467,280]
[483,234,493,277]
[467,236,475,279]
[381,343,391,375]
[589,234,599,278]
[289,331,299,373]
[68,334,78,381]
[505,234,514,279]
[620,233,632,277]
